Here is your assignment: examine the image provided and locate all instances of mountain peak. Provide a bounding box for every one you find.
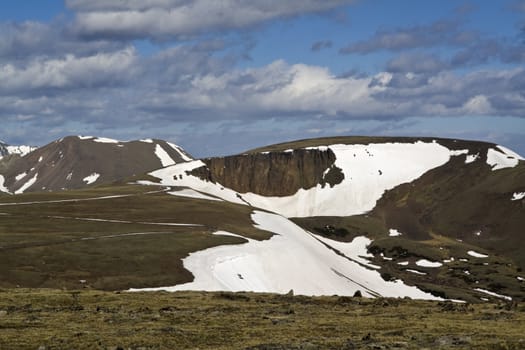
[0,135,192,194]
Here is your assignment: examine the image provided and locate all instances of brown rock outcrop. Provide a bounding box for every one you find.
[190,149,344,196]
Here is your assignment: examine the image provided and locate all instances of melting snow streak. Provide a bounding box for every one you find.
[15,173,38,194]
[155,144,176,167]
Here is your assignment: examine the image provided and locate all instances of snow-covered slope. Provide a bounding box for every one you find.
[0,141,37,158]
[486,145,524,170]
[132,210,441,300]
[144,140,506,217]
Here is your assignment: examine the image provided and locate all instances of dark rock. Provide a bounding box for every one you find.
[191,149,343,196]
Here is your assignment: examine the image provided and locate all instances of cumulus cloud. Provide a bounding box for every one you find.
[135,59,393,120]
[68,0,354,40]
[0,47,137,93]
[130,55,525,124]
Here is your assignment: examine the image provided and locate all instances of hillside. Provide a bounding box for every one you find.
[136,136,525,302]
[0,135,523,303]
[0,136,192,194]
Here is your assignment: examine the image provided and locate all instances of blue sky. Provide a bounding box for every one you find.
[1,0,525,157]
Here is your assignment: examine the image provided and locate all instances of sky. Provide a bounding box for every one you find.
[1,0,525,158]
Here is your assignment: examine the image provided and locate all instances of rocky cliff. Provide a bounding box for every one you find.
[190,148,344,196]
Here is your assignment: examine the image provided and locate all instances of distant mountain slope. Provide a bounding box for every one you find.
[0,141,37,158]
[137,136,524,301]
[0,136,192,194]
[144,136,523,217]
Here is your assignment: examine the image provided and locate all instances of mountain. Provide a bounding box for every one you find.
[137,136,525,302]
[145,136,524,217]
[0,135,524,303]
[0,135,192,194]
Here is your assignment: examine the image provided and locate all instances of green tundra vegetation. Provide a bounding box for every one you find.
[0,289,524,349]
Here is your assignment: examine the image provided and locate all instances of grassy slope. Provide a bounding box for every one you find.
[0,184,271,290]
[0,289,524,349]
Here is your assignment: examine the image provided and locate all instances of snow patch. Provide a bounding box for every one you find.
[467,250,489,258]
[15,172,27,181]
[92,137,119,144]
[415,259,443,268]
[140,139,154,143]
[131,210,441,300]
[450,149,468,156]
[0,175,10,194]
[517,276,524,282]
[380,253,393,261]
[511,192,525,201]
[146,160,246,206]
[78,135,94,140]
[465,153,479,164]
[83,173,100,185]
[398,261,409,266]
[313,234,380,269]
[167,142,193,162]
[406,269,427,275]
[240,142,456,217]
[5,145,36,157]
[14,173,38,194]
[474,288,512,301]
[155,144,176,167]
[212,231,248,240]
[66,172,73,181]
[389,229,402,237]
[38,156,43,162]
[486,146,523,170]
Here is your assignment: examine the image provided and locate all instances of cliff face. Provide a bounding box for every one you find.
[190,149,344,196]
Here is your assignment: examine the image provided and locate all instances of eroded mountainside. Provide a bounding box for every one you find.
[0,136,192,194]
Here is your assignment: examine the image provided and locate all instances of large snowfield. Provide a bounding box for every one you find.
[131,211,442,300]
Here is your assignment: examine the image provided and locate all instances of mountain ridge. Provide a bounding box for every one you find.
[0,134,523,302]
[0,135,193,194]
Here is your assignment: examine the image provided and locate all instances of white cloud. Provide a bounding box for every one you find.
[137,57,525,121]
[0,47,137,92]
[463,95,492,114]
[69,0,354,39]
